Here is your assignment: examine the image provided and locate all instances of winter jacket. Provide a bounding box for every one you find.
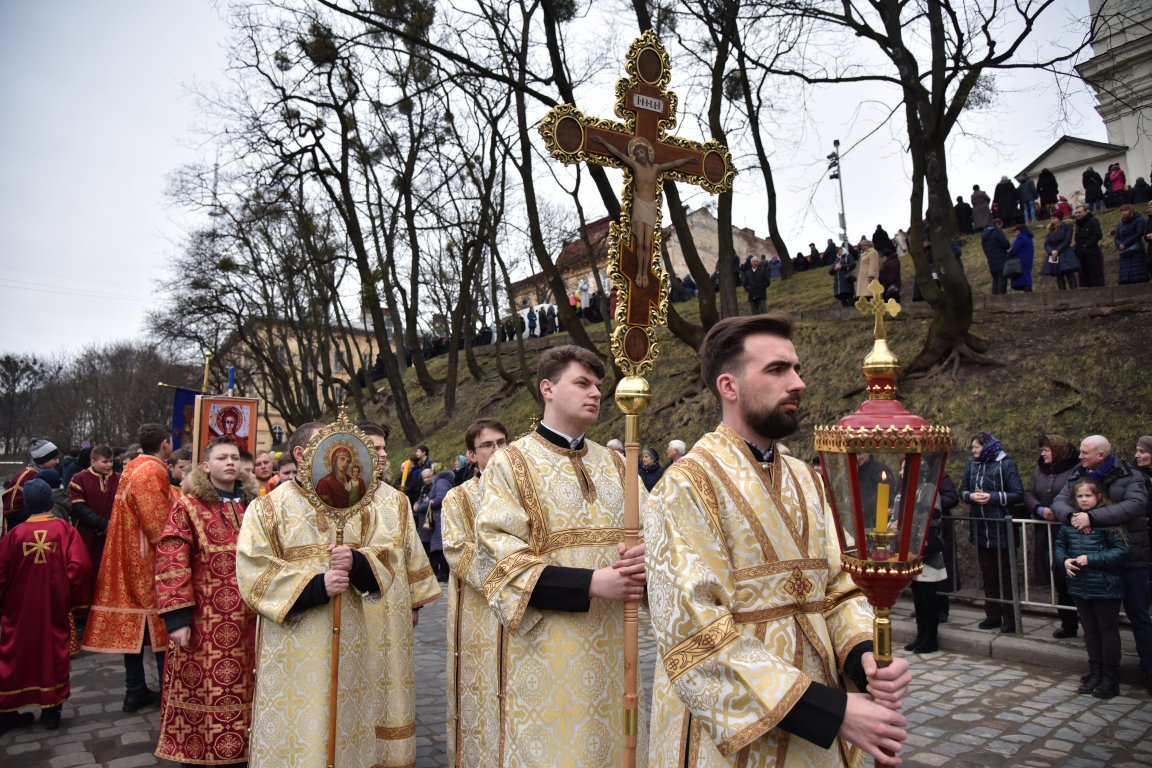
[878,254,901,297]
[1053,522,1129,600]
[1025,453,1080,519]
[960,451,1025,549]
[1130,179,1152,204]
[639,461,664,492]
[427,469,455,551]
[1037,170,1059,205]
[1052,457,1150,570]
[980,225,1011,273]
[1108,167,1127,192]
[855,247,880,298]
[994,180,1020,221]
[1116,213,1150,284]
[1073,212,1103,259]
[1083,169,1105,203]
[1041,223,1080,276]
[829,252,855,298]
[971,189,993,228]
[1017,177,1038,204]
[744,264,771,301]
[1007,229,1035,289]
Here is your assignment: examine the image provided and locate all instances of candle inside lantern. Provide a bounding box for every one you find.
[875,470,890,530]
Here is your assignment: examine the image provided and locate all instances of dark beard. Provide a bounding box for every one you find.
[746,401,800,440]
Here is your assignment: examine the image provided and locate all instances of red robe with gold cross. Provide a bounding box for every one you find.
[154,467,258,765]
[0,514,92,711]
[68,466,121,576]
[2,466,38,535]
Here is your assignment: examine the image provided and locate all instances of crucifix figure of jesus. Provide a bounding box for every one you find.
[540,29,735,373]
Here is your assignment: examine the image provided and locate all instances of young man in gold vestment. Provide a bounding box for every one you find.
[441,417,508,767]
[473,345,648,767]
[236,421,440,768]
[645,314,912,767]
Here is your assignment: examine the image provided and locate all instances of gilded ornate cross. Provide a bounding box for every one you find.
[23,528,58,564]
[539,30,735,374]
[856,279,901,341]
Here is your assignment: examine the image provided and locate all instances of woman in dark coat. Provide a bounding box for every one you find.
[971,185,993,228]
[1025,434,1081,638]
[1037,168,1060,210]
[1083,166,1105,211]
[994,176,1021,225]
[638,447,664,492]
[960,432,1026,633]
[829,247,855,307]
[1041,216,1080,290]
[1114,204,1150,284]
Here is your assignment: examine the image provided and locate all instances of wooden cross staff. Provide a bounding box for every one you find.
[539,30,735,768]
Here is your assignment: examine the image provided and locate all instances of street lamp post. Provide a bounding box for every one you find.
[828,139,848,245]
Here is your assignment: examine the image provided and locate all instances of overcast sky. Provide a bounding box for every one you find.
[0,1,1104,358]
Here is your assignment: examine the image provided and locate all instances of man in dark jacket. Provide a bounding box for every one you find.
[954,196,974,233]
[1017,173,1039,224]
[1073,204,1105,287]
[1052,435,1151,694]
[744,255,771,314]
[980,219,1012,295]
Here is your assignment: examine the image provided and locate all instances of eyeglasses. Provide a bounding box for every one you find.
[476,439,508,451]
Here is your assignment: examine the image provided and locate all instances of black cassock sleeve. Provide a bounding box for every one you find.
[527,565,593,612]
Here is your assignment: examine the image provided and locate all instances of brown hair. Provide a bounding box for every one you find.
[90,444,114,461]
[1120,204,1135,216]
[1070,477,1112,507]
[138,423,169,454]
[1039,434,1071,463]
[465,418,508,451]
[168,446,193,465]
[204,436,239,460]
[699,313,794,398]
[287,422,325,459]
[536,345,605,390]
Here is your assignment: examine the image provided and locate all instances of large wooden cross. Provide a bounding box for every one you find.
[539,29,735,374]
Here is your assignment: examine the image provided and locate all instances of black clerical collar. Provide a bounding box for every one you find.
[537,422,585,451]
[745,441,775,464]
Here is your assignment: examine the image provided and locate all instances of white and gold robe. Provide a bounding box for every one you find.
[442,475,503,767]
[236,481,441,768]
[645,424,873,767]
[473,433,648,768]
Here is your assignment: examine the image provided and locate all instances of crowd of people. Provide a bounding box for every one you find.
[1,317,1150,767]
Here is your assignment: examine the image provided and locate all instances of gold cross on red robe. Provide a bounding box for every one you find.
[539,30,736,374]
[23,528,58,564]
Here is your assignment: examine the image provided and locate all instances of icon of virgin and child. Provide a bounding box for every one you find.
[313,439,368,508]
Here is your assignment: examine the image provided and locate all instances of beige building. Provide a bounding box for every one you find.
[510,206,777,308]
[217,320,382,450]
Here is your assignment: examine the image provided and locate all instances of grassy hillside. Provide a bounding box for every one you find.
[378,208,1152,478]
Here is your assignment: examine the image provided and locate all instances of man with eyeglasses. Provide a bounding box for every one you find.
[441,418,508,767]
[472,345,648,766]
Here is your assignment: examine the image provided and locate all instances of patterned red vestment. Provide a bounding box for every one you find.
[67,466,120,576]
[0,514,91,711]
[154,474,257,765]
[82,454,174,653]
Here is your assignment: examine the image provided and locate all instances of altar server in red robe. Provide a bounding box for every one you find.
[67,444,120,580]
[154,436,258,766]
[0,479,91,734]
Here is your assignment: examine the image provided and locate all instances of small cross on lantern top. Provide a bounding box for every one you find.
[855,279,901,342]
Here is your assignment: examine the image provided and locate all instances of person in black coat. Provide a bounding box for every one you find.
[872,225,894,255]
[954,196,974,233]
[1037,168,1060,210]
[1025,434,1082,638]
[744,255,771,313]
[1072,204,1105,287]
[980,219,1012,295]
[638,447,664,492]
[993,176,1021,225]
[1083,166,1105,211]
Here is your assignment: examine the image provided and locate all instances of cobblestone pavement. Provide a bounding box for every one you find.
[3,596,1150,766]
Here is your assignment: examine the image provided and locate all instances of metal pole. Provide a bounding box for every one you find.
[834,139,848,246]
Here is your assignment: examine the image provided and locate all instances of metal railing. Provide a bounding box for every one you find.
[938,513,1070,631]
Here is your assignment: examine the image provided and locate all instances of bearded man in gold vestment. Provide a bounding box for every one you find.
[645,314,912,767]
[236,421,440,768]
[473,345,649,768]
